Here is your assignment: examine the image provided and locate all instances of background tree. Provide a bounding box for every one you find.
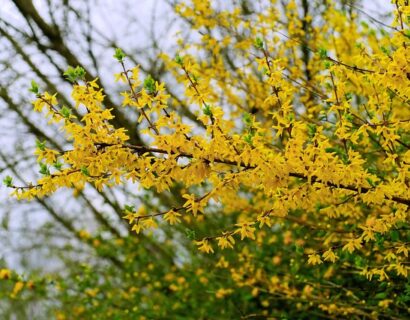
[0,0,185,318]
[1,0,409,319]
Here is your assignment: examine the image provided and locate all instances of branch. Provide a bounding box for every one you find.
[98,142,410,207]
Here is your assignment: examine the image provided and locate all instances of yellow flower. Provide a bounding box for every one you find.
[33,99,46,112]
[216,257,229,268]
[235,223,256,240]
[217,234,235,249]
[131,223,143,234]
[378,299,393,309]
[342,238,362,254]
[396,245,408,257]
[195,239,214,254]
[142,218,158,229]
[78,230,91,239]
[307,254,323,265]
[34,148,60,164]
[182,194,206,216]
[257,214,272,228]
[163,209,182,225]
[322,249,339,263]
[0,269,11,279]
[11,281,24,298]
[85,288,99,298]
[215,288,233,299]
[123,210,138,224]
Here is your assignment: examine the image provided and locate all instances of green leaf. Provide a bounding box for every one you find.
[318,47,328,59]
[387,88,396,100]
[53,161,63,171]
[124,204,135,212]
[354,256,364,267]
[191,73,198,83]
[366,178,376,187]
[113,48,126,62]
[64,66,86,83]
[374,292,387,300]
[389,230,399,242]
[343,113,353,122]
[63,66,77,83]
[315,202,326,212]
[360,21,369,29]
[307,123,316,138]
[290,261,300,274]
[344,92,353,101]
[39,163,50,176]
[61,106,71,119]
[243,112,252,126]
[143,75,156,94]
[36,139,46,151]
[185,228,196,240]
[175,54,184,65]
[287,113,295,121]
[80,166,90,176]
[75,66,86,79]
[294,244,304,255]
[380,46,391,55]
[29,80,39,94]
[243,133,253,145]
[375,233,385,247]
[203,104,212,117]
[325,147,337,154]
[254,37,264,49]
[324,61,332,69]
[3,176,13,187]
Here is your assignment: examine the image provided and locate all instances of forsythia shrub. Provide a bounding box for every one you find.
[3,0,410,319]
